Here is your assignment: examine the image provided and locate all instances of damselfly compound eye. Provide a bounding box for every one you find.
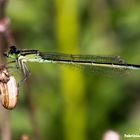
[0,76,18,110]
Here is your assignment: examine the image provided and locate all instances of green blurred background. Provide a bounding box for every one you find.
[1,0,140,140]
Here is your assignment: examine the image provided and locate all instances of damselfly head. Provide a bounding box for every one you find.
[4,45,20,58]
[9,45,20,54]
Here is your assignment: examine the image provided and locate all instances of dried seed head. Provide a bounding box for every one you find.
[0,76,18,110]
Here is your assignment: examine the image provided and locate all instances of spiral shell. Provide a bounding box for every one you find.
[0,76,18,110]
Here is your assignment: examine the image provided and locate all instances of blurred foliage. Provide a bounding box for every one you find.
[0,0,140,140]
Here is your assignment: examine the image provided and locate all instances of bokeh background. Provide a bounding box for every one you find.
[1,0,140,140]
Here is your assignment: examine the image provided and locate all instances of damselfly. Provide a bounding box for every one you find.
[4,45,140,80]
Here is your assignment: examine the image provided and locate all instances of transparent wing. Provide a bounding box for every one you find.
[39,52,126,64]
[39,52,128,75]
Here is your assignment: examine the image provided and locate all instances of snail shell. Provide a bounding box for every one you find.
[0,76,18,110]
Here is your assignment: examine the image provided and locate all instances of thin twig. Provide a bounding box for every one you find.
[0,0,13,140]
[0,106,11,140]
[0,0,8,18]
